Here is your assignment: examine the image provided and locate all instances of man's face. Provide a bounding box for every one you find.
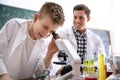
[73,10,90,31]
[33,14,59,39]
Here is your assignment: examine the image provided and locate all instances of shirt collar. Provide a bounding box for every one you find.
[72,26,87,38]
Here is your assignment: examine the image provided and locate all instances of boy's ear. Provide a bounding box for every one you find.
[33,13,39,22]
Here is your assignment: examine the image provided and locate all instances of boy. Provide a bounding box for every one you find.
[0,2,64,80]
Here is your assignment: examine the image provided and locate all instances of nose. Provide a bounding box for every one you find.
[43,31,51,37]
[75,18,80,22]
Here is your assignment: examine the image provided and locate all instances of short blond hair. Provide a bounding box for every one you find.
[38,2,65,26]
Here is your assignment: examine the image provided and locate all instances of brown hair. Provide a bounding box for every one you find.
[73,4,90,17]
[38,2,65,26]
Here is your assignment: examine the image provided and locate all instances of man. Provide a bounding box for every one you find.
[0,2,64,80]
[56,4,105,75]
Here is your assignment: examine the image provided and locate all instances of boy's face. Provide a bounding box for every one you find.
[33,14,59,39]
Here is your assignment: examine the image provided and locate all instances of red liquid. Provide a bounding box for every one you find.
[106,71,113,77]
[85,77,97,80]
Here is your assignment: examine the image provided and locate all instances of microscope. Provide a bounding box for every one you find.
[51,32,81,80]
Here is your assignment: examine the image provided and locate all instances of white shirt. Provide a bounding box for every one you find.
[56,27,106,64]
[0,18,52,79]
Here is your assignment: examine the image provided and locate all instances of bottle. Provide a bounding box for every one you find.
[98,53,106,80]
[84,54,97,80]
[107,53,120,80]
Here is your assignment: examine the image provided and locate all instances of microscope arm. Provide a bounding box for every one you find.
[54,38,81,79]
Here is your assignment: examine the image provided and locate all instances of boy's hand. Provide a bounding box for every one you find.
[0,74,13,80]
[47,37,58,55]
[44,37,59,68]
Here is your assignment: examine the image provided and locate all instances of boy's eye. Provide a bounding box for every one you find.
[50,31,54,34]
[43,26,49,30]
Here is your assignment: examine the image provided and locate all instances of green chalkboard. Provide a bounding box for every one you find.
[0,4,37,29]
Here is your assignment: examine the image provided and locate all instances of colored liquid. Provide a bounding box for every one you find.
[106,71,113,77]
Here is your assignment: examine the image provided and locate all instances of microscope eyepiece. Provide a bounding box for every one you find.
[52,32,59,40]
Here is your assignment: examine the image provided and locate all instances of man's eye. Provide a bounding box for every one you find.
[79,16,84,19]
[74,16,77,19]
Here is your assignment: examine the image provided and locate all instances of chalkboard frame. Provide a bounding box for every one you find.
[88,28,112,56]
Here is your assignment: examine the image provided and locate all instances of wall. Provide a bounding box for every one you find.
[0,0,119,53]
[112,0,120,53]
